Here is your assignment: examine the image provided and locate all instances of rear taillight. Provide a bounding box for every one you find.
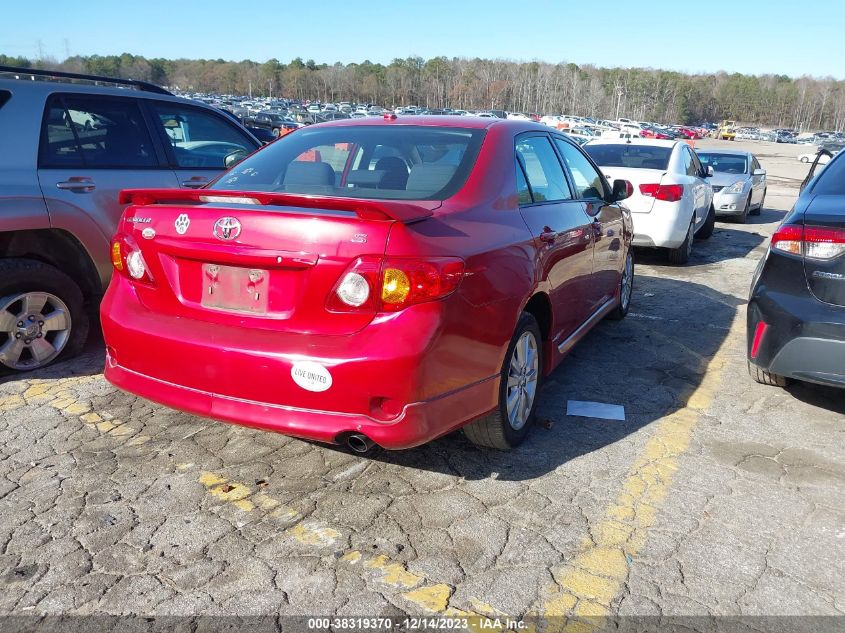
[111,234,155,284]
[770,225,803,255]
[771,225,845,259]
[328,256,465,313]
[804,226,845,259]
[380,257,465,312]
[639,183,684,202]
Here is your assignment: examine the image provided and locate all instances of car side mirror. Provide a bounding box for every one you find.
[224,149,248,169]
[611,179,633,202]
[705,166,715,177]
[753,168,766,176]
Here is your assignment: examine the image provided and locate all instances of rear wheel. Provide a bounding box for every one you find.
[668,218,694,265]
[748,361,788,387]
[696,204,716,239]
[464,313,542,450]
[272,127,281,137]
[0,259,89,373]
[607,250,634,320]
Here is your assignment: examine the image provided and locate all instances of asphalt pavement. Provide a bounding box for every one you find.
[0,141,842,631]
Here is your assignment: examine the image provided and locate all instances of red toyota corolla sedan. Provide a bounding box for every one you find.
[101,116,634,451]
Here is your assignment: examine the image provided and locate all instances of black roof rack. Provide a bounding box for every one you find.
[0,65,172,95]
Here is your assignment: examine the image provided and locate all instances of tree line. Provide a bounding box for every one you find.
[3,52,845,131]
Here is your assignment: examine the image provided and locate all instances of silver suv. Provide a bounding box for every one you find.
[0,66,260,372]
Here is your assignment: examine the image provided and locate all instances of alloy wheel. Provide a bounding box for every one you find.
[621,252,634,310]
[0,292,72,370]
[506,331,539,431]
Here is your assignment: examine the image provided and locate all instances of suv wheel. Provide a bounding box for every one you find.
[0,259,89,373]
[464,312,542,450]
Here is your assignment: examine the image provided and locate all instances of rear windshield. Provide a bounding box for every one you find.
[810,153,845,195]
[583,144,671,170]
[213,125,485,200]
[697,153,747,174]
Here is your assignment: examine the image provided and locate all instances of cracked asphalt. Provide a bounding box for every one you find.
[0,140,843,629]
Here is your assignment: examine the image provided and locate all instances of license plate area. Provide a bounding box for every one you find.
[201,264,269,314]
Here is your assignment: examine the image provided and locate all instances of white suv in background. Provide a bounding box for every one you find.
[583,139,715,264]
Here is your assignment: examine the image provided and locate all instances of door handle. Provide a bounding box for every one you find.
[539,230,559,243]
[56,177,95,193]
[181,176,209,188]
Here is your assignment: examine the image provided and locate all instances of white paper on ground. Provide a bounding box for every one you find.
[566,400,626,421]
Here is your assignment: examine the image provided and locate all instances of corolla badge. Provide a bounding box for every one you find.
[213,217,242,241]
[174,213,190,235]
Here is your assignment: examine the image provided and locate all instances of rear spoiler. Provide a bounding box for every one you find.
[118,189,436,223]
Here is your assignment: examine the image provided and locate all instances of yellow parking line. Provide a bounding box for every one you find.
[195,470,491,619]
[534,312,744,629]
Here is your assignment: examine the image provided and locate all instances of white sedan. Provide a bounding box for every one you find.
[798,152,832,164]
[584,139,715,264]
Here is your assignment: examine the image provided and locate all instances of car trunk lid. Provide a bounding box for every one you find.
[800,195,845,306]
[597,167,666,213]
[117,188,439,335]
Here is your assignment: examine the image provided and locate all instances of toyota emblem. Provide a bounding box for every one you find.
[213,217,241,241]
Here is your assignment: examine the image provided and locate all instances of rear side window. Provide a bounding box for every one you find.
[214,126,485,201]
[553,138,607,200]
[515,158,532,205]
[39,95,157,168]
[584,144,671,171]
[150,102,256,169]
[810,154,845,195]
[515,136,572,202]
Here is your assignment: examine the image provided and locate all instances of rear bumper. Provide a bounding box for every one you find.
[748,269,845,388]
[100,277,501,449]
[104,358,498,449]
[630,201,692,248]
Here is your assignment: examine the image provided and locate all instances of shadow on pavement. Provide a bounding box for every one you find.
[340,273,739,481]
[785,381,845,415]
[743,206,786,225]
[633,224,765,268]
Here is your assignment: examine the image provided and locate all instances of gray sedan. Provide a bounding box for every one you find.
[696,149,767,223]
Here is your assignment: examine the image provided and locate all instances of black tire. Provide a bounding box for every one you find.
[0,258,89,373]
[696,204,716,240]
[607,249,634,321]
[667,218,694,265]
[748,361,788,387]
[751,190,764,216]
[464,312,542,450]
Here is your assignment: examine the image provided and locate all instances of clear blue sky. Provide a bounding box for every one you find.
[4,0,843,79]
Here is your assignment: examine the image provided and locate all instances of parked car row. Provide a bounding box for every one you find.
[1,66,841,454]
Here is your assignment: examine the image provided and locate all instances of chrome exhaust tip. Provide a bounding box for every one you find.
[346,433,375,454]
